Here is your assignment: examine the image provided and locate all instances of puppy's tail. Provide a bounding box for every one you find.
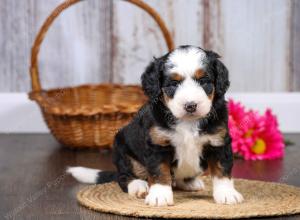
[66,167,117,184]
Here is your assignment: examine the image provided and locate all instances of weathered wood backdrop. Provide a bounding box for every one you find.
[0,0,299,92]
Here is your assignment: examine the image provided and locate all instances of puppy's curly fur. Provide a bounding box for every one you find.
[68,46,243,206]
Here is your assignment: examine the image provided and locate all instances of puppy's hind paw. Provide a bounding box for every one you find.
[128,179,149,198]
[176,178,205,191]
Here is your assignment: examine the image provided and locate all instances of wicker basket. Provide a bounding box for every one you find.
[29,0,174,149]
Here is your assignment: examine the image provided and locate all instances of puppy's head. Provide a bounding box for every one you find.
[141,46,229,120]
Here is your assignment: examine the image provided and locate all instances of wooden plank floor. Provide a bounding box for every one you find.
[0,134,299,220]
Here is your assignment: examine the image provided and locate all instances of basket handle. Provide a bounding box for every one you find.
[30,0,175,92]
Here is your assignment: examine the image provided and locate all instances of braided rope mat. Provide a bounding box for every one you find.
[77,177,300,219]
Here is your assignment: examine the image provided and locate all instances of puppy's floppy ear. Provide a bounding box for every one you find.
[214,58,230,96]
[141,58,163,100]
[206,51,230,97]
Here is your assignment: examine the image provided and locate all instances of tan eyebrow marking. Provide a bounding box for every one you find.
[170,73,184,81]
[194,69,205,79]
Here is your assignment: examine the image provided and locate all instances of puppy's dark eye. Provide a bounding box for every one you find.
[164,78,180,88]
[170,80,179,86]
[195,76,214,94]
[197,76,211,85]
[162,77,181,98]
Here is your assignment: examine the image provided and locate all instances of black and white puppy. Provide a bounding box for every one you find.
[67,45,244,206]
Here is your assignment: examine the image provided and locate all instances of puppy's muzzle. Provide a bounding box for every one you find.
[184,102,197,113]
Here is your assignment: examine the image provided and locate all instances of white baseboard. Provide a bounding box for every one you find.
[0,92,299,133]
[0,93,49,133]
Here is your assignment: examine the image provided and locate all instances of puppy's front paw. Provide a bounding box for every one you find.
[145,184,174,206]
[128,179,149,198]
[176,178,205,191]
[213,177,244,205]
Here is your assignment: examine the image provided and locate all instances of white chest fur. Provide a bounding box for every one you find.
[171,121,203,179]
[170,121,225,180]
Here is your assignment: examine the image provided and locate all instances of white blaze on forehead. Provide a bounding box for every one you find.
[167,47,206,77]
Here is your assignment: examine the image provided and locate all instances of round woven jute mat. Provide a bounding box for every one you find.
[77,177,300,219]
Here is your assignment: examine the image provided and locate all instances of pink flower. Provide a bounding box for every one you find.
[228,100,284,160]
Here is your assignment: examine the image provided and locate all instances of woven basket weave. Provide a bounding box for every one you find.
[29,0,174,149]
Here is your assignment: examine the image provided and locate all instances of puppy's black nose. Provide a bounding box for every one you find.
[184,102,197,113]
